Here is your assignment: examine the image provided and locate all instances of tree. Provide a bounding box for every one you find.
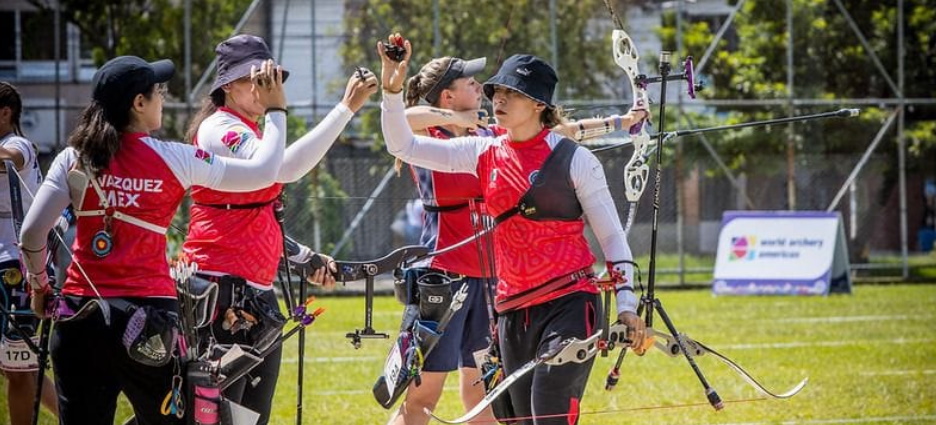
[669,0,935,167]
[341,0,641,148]
[24,1,358,255]
[26,0,253,104]
[659,0,936,259]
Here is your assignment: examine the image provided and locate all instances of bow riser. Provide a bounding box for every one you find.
[612,29,654,205]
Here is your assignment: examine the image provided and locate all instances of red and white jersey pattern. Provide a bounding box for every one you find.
[475,129,597,309]
[183,107,283,287]
[42,133,228,298]
[410,125,507,277]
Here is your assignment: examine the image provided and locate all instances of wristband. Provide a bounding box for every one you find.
[27,269,50,291]
[265,107,288,115]
[616,287,639,315]
[613,115,623,131]
[20,244,46,253]
[383,87,403,95]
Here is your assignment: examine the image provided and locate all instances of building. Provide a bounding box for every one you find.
[1,0,351,154]
[1,0,95,153]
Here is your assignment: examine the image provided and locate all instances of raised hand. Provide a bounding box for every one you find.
[251,59,287,111]
[342,67,379,113]
[376,33,412,94]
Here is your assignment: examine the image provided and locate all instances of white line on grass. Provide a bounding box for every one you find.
[776,314,932,323]
[701,414,936,425]
[859,369,936,376]
[313,384,460,396]
[281,356,380,364]
[721,337,933,350]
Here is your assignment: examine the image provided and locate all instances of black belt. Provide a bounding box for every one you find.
[425,268,466,282]
[195,273,247,287]
[194,199,275,210]
[423,197,483,213]
[423,203,469,213]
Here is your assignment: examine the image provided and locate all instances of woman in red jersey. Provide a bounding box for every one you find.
[393,53,647,424]
[379,36,647,425]
[19,55,286,425]
[387,55,497,425]
[181,34,377,424]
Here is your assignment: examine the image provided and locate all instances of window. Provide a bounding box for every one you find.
[20,11,68,61]
[0,12,14,61]
[0,7,91,81]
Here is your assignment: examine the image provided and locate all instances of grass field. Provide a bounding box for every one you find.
[5,284,935,424]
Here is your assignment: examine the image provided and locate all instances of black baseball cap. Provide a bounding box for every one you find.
[423,57,486,104]
[210,34,290,95]
[92,56,174,114]
[483,54,558,107]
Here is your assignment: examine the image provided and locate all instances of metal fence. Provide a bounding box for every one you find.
[215,106,928,285]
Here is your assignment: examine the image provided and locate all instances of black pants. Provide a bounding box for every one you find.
[201,280,283,425]
[51,297,182,425]
[498,291,600,425]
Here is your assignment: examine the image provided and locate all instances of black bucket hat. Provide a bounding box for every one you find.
[482,54,557,108]
[210,34,290,95]
[423,57,486,104]
[92,56,174,114]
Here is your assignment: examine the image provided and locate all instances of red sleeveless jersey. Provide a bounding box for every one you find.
[183,107,283,286]
[65,134,187,298]
[408,126,505,277]
[476,129,597,310]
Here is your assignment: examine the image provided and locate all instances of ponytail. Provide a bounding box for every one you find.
[185,90,225,143]
[542,105,569,130]
[405,74,423,107]
[407,57,452,106]
[68,102,122,174]
[69,84,158,174]
[0,82,24,137]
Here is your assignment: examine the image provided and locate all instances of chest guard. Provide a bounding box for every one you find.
[494,138,583,224]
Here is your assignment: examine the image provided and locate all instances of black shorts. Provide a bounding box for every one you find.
[422,276,493,372]
[498,291,601,425]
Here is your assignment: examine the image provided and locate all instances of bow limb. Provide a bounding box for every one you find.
[691,338,809,399]
[622,324,808,399]
[425,356,535,424]
[424,333,602,424]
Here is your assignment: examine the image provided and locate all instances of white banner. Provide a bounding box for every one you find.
[713,211,851,295]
